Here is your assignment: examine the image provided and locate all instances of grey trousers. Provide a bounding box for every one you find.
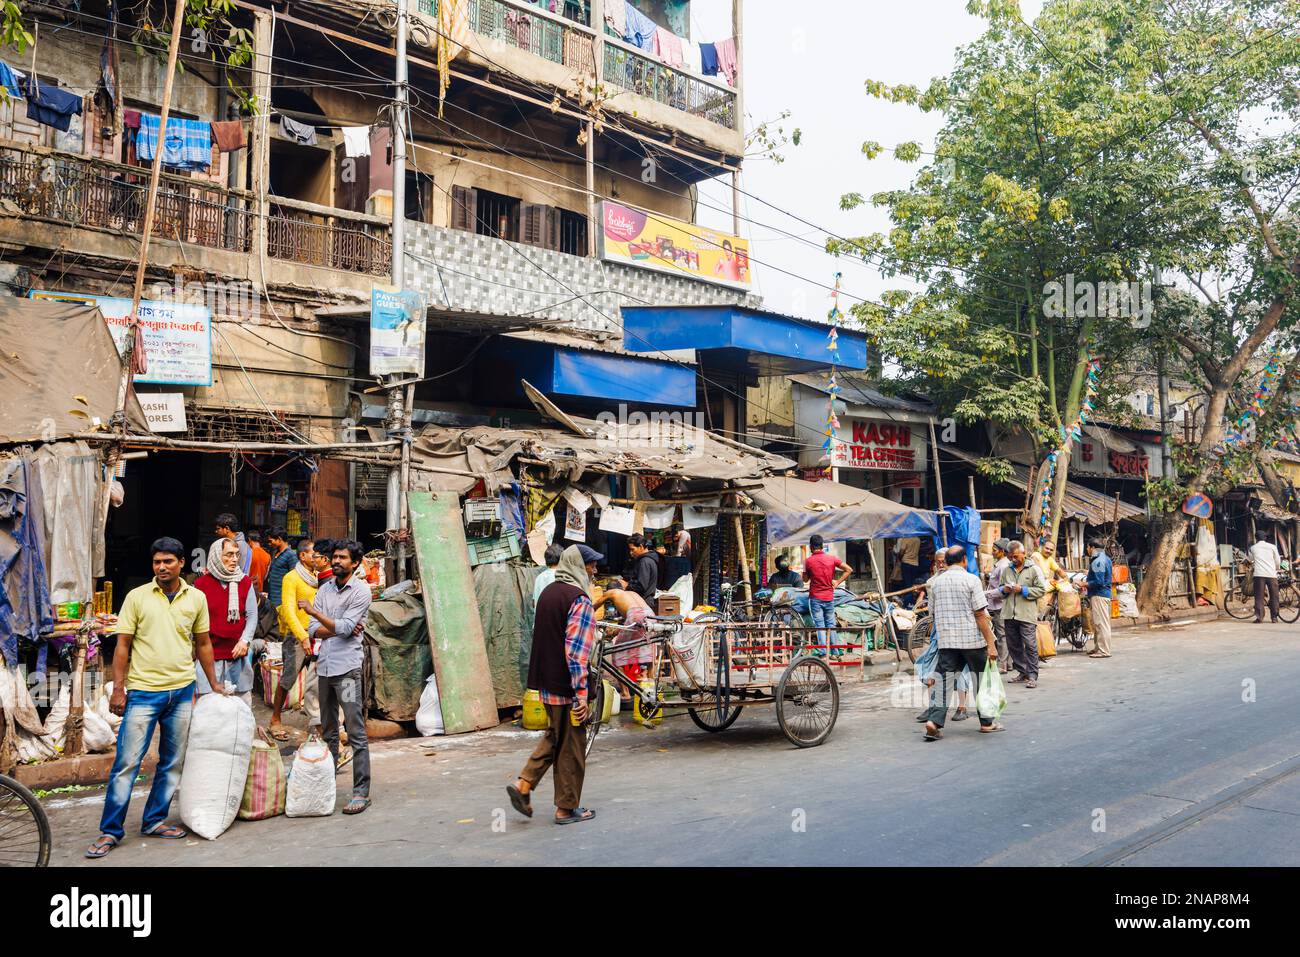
[924,647,993,729]
[991,614,1008,668]
[319,668,370,798]
[1005,618,1039,681]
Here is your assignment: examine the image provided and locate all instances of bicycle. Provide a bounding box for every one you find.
[1223,564,1300,624]
[0,772,51,867]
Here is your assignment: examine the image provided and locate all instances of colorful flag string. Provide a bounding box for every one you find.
[1211,349,1289,457]
[822,272,843,477]
[1037,350,1101,544]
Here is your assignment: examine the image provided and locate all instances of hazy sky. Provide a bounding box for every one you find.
[692,0,1043,319]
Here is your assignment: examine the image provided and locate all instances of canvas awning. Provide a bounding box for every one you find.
[750,476,944,546]
[0,299,147,443]
[939,444,1147,525]
[409,414,794,495]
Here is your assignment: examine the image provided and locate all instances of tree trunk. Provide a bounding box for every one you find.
[1256,450,1296,512]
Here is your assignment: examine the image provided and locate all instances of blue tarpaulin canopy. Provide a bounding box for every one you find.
[753,476,943,547]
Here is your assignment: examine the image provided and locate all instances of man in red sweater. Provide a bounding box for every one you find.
[803,534,851,657]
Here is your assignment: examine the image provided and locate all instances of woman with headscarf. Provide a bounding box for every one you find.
[193,537,259,704]
[508,543,602,826]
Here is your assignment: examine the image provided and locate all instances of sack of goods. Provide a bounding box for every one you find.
[1116,582,1140,618]
[669,622,708,688]
[179,694,256,840]
[416,673,445,736]
[286,734,337,817]
[1036,621,1057,659]
[1056,586,1082,620]
[239,727,288,820]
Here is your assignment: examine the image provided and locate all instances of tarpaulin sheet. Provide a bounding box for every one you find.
[362,592,431,721]
[0,299,147,443]
[752,476,943,546]
[32,442,99,604]
[935,505,981,575]
[472,562,537,709]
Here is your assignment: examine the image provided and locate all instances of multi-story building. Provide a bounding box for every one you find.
[1,0,814,593]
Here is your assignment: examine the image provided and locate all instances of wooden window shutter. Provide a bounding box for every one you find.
[544,206,562,251]
[520,203,543,246]
[450,185,477,231]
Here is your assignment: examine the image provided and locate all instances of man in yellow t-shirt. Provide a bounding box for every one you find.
[87,537,227,859]
[273,539,322,737]
[1031,541,1068,589]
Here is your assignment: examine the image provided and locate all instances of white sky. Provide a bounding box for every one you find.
[693,0,1043,319]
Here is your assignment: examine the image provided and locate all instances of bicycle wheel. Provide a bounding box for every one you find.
[1278,583,1300,624]
[1223,581,1255,620]
[0,774,51,867]
[583,680,606,758]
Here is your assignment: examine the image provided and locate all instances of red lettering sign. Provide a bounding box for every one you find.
[1108,450,1149,476]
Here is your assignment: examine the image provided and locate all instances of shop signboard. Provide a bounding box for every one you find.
[597,200,752,290]
[369,287,426,376]
[832,418,928,473]
[139,393,187,433]
[30,289,212,386]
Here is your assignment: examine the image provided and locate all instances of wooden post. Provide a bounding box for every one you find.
[928,418,947,545]
[733,507,752,600]
[64,630,90,757]
[968,475,977,510]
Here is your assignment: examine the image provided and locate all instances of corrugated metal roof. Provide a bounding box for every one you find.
[790,373,936,414]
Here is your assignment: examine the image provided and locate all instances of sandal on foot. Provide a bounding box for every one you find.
[923,723,943,742]
[336,746,354,773]
[506,784,534,818]
[979,723,1007,733]
[342,796,371,815]
[267,725,291,741]
[555,807,595,825]
[143,823,187,839]
[85,834,119,859]
[953,708,971,721]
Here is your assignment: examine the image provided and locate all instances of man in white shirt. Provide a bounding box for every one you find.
[1248,535,1282,624]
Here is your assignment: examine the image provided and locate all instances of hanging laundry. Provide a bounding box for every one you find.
[342,125,371,158]
[652,29,684,68]
[0,61,24,99]
[98,1,121,127]
[123,108,141,130]
[604,0,626,38]
[624,2,657,50]
[699,41,719,77]
[279,113,318,146]
[137,113,212,171]
[713,36,738,86]
[25,77,83,133]
[210,119,246,152]
[684,41,703,76]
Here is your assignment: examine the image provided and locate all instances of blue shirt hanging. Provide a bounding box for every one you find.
[0,61,24,99]
[699,41,719,76]
[24,77,83,133]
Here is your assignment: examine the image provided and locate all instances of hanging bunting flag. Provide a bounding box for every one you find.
[1037,349,1102,544]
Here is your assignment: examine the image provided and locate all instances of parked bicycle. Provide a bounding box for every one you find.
[0,773,51,867]
[1222,562,1300,623]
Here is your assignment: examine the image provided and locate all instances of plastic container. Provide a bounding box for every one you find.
[522,689,549,730]
[632,678,663,726]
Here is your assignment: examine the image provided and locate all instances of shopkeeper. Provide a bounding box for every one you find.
[619,533,660,601]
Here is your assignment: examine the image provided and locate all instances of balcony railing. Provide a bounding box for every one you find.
[602,41,738,131]
[267,197,392,277]
[0,143,253,253]
[466,0,596,74]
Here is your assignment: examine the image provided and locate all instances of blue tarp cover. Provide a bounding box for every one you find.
[754,476,943,546]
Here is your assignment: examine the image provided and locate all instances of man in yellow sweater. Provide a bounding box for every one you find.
[271,539,320,739]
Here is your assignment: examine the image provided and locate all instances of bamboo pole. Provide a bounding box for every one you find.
[928,418,947,546]
[64,631,89,757]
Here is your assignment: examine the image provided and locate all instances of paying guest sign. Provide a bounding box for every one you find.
[832,419,927,472]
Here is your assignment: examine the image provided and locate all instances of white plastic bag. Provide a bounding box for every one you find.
[415,673,445,736]
[179,694,256,840]
[1117,582,1139,617]
[669,623,708,688]
[285,734,337,817]
[668,572,693,611]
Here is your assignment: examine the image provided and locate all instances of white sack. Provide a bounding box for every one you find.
[415,673,445,736]
[179,694,256,840]
[285,736,337,817]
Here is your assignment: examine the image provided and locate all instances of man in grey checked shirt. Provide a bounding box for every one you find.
[301,539,374,814]
[922,545,1004,741]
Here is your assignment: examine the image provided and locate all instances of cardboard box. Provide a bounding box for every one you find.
[980,521,1002,546]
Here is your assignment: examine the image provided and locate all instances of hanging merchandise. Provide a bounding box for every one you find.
[1036,350,1101,544]
[564,505,588,541]
[598,504,636,535]
[138,113,212,170]
[708,519,723,607]
[278,113,318,146]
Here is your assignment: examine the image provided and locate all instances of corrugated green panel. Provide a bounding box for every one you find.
[409,491,499,733]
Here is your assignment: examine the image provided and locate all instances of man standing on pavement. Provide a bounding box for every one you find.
[619,533,659,602]
[804,534,851,657]
[532,543,565,607]
[1249,532,1282,624]
[983,539,1013,673]
[921,545,1003,741]
[508,544,602,825]
[301,540,373,814]
[86,537,228,859]
[894,536,923,608]
[214,512,252,575]
[270,538,318,741]
[264,526,298,633]
[1085,540,1115,658]
[247,530,272,595]
[1000,541,1047,688]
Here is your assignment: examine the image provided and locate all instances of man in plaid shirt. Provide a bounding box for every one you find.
[509,544,602,825]
[922,545,1004,741]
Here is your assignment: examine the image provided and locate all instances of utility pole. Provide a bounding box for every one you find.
[385,0,414,581]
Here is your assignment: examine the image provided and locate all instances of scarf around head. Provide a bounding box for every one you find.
[554,545,591,592]
[206,539,245,623]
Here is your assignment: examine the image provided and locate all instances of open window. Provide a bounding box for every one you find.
[451,184,587,254]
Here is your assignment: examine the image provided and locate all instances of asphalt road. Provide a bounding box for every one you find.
[43,617,1300,866]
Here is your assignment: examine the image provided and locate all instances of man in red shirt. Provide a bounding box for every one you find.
[803,534,851,657]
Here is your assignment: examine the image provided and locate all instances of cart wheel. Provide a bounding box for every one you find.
[776,656,839,748]
[688,702,743,732]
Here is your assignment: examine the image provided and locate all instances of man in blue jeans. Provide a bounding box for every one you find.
[86,537,228,859]
[802,534,851,656]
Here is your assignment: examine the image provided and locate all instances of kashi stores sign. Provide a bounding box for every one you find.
[832,419,927,472]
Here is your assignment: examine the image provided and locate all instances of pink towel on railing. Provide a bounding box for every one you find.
[714,36,738,86]
[653,29,685,68]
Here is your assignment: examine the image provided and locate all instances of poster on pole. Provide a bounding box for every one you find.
[29,289,212,386]
[370,287,426,376]
[597,201,752,290]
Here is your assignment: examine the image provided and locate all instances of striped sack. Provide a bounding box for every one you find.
[238,727,287,821]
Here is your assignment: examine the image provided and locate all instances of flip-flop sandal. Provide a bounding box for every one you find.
[342,796,371,815]
[143,824,187,839]
[267,725,291,741]
[953,709,971,721]
[979,723,1007,733]
[923,726,943,742]
[506,784,534,818]
[85,835,119,859]
[555,807,595,825]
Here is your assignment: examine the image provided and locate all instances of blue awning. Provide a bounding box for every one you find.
[481,336,696,408]
[621,305,868,374]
